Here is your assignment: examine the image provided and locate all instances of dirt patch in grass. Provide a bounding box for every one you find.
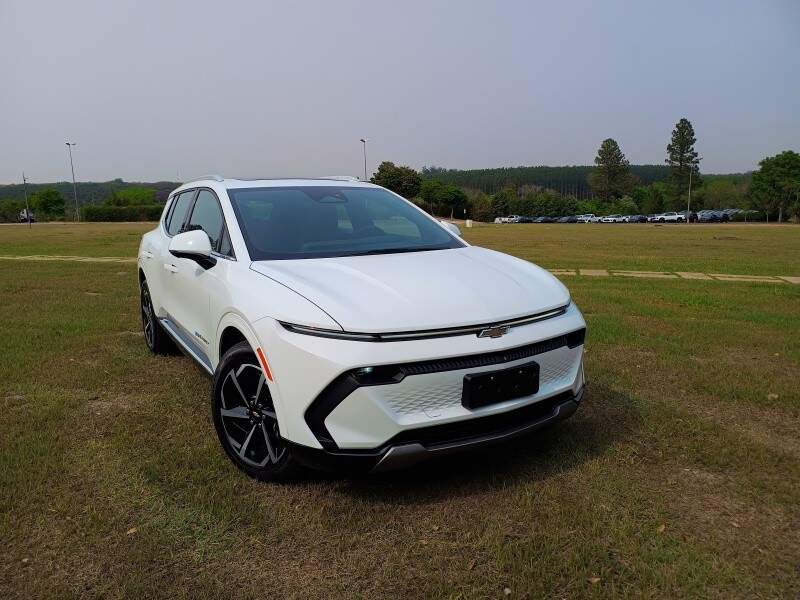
[116,330,144,337]
[691,402,800,459]
[86,394,138,416]
[664,466,800,593]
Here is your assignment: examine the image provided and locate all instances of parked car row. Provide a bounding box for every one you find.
[696,209,731,223]
[494,208,746,224]
[495,213,677,223]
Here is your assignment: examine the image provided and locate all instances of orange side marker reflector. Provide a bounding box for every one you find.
[255,347,274,382]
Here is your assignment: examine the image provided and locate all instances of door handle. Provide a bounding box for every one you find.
[141,250,154,259]
[163,263,179,273]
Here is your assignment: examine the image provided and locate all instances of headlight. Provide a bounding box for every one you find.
[279,322,380,341]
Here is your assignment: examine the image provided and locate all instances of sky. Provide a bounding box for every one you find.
[0,0,798,184]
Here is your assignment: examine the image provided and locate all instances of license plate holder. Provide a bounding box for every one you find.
[462,360,540,409]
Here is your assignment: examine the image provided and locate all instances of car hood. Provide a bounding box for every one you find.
[250,246,570,333]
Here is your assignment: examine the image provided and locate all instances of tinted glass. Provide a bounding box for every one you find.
[186,190,224,250]
[228,186,464,260]
[218,229,233,257]
[166,191,194,235]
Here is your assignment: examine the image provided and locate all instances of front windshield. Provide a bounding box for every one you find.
[227,186,465,260]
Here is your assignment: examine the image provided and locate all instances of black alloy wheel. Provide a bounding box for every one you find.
[212,342,299,481]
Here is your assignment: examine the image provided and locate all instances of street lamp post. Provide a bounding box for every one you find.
[22,172,31,229]
[65,142,79,221]
[360,138,368,181]
[686,155,701,224]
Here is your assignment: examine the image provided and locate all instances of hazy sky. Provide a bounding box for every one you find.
[1,0,797,184]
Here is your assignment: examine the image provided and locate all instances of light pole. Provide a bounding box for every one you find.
[686,156,701,224]
[686,168,692,224]
[66,142,79,221]
[360,138,368,181]
[22,172,31,229]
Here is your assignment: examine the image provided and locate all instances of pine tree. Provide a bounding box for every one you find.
[666,118,701,201]
[587,139,632,203]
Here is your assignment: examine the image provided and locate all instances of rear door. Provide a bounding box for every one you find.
[153,189,196,317]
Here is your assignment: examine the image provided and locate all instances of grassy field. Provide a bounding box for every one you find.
[1,222,799,599]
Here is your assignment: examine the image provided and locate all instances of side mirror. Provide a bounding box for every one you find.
[169,229,216,269]
[440,220,462,237]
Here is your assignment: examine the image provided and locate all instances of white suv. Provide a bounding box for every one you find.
[649,212,685,223]
[138,177,586,480]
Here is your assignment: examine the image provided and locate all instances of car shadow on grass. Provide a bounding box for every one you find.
[316,382,643,504]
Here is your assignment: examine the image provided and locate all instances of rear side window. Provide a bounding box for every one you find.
[166,191,195,235]
[186,190,224,250]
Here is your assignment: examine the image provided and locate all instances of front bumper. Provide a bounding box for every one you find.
[289,387,584,473]
[253,302,586,451]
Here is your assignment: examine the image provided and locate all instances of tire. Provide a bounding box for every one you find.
[140,279,177,355]
[212,341,301,481]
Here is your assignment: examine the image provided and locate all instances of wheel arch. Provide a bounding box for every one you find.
[218,325,248,361]
[214,313,266,371]
[214,312,286,437]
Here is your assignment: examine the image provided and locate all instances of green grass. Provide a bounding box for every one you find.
[1,223,799,598]
[463,222,800,275]
[0,222,153,257]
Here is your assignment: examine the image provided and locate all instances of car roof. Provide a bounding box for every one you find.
[172,176,379,195]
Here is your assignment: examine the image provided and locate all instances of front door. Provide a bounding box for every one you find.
[163,189,229,367]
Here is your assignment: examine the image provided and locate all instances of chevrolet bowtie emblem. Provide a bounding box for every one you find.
[477,325,510,339]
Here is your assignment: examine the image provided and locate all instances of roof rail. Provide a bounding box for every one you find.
[318,175,361,182]
[185,174,224,183]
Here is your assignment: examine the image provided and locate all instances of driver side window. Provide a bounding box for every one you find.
[185,190,226,253]
[165,191,195,235]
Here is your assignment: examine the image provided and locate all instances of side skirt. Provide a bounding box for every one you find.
[159,317,214,376]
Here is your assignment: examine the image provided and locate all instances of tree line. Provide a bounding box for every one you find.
[373,118,800,222]
[2,120,798,222]
[0,182,171,222]
[0,180,177,222]
[421,164,669,198]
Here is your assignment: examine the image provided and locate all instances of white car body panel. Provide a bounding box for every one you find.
[137,177,587,462]
[250,247,569,333]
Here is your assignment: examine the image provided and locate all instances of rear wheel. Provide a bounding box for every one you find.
[140,279,176,354]
[212,341,300,481]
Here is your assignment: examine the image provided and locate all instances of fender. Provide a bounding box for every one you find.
[215,311,286,431]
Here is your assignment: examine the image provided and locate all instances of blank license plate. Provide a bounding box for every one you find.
[462,361,540,409]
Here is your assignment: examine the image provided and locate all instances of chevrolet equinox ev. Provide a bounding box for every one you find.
[137,176,586,480]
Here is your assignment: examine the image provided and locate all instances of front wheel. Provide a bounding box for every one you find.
[212,341,301,481]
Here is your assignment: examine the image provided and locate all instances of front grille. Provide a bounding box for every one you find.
[400,334,570,376]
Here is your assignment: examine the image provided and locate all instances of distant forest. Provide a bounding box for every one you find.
[0,168,753,207]
[421,164,673,198]
[0,179,180,206]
